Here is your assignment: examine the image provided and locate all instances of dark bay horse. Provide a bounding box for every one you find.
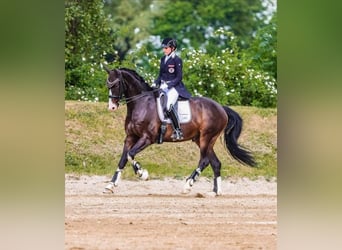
[103,67,256,195]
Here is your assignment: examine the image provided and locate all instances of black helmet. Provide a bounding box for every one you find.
[161,38,177,49]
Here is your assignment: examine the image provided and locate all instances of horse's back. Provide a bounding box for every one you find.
[188,96,228,128]
[189,96,227,115]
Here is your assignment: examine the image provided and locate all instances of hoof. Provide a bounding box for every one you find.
[215,190,223,196]
[103,182,115,194]
[212,188,223,196]
[139,169,149,181]
[182,179,193,194]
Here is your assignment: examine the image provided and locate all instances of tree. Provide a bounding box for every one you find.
[103,0,155,61]
[181,29,277,107]
[150,0,268,50]
[64,0,277,107]
[245,12,277,79]
[65,0,116,101]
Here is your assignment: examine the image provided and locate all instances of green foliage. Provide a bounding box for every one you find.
[110,29,277,108]
[182,29,276,107]
[64,0,277,107]
[151,0,268,49]
[246,12,277,79]
[64,63,109,102]
[103,0,155,60]
[65,0,116,101]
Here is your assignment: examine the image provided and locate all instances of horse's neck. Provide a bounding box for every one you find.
[125,85,141,98]
[126,95,154,121]
[122,73,146,97]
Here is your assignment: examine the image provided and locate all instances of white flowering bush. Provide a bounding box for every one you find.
[181,31,277,107]
[65,0,116,102]
[65,62,108,102]
[65,23,276,107]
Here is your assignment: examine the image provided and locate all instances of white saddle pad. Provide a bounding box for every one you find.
[156,98,191,124]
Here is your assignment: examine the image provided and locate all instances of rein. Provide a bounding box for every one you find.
[107,69,159,105]
[118,90,158,105]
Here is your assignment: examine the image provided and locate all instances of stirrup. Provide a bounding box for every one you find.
[171,130,183,140]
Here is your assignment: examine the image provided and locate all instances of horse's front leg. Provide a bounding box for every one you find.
[127,153,149,181]
[103,136,136,194]
[126,135,152,181]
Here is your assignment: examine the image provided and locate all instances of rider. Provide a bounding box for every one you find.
[152,37,192,140]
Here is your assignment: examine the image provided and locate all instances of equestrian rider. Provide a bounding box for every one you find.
[152,38,192,140]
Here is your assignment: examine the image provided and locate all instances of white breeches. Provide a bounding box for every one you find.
[161,86,179,110]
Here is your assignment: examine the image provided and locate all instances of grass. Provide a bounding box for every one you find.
[65,101,277,180]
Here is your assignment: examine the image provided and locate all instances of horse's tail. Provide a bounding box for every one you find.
[222,106,257,167]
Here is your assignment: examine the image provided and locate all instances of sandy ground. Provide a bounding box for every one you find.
[65,174,277,250]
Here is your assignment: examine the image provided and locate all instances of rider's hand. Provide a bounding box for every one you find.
[160,83,168,90]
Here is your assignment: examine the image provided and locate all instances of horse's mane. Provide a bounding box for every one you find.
[119,67,152,91]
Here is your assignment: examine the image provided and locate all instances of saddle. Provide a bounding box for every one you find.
[154,89,191,144]
[155,90,191,124]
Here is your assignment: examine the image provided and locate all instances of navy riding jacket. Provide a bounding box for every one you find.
[154,54,192,99]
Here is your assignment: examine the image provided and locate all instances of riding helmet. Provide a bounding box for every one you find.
[161,38,177,49]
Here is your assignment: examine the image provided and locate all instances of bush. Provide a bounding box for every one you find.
[181,31,277,107]
[65,28,277,107]
[65,62,108,102]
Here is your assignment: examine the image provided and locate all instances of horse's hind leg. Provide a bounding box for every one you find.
[183,132,223,195]
[183,136,211,193]
[183,156,210,194]
[209,150,223,195]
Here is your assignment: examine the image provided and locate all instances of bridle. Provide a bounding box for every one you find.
[107,69,159,105]
[107,69,126,101]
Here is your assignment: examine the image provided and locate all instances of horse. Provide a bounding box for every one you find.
[102,66,256,195]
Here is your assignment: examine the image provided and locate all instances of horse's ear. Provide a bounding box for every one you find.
[102,64,111,74]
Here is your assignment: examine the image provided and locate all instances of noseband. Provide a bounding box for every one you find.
[107,70,126,100]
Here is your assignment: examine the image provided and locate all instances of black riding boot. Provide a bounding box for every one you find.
[166,105,183,140]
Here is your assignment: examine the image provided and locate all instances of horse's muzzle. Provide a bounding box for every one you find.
[108,99,119,111]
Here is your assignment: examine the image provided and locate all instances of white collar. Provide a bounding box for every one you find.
[165,51,176,63]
